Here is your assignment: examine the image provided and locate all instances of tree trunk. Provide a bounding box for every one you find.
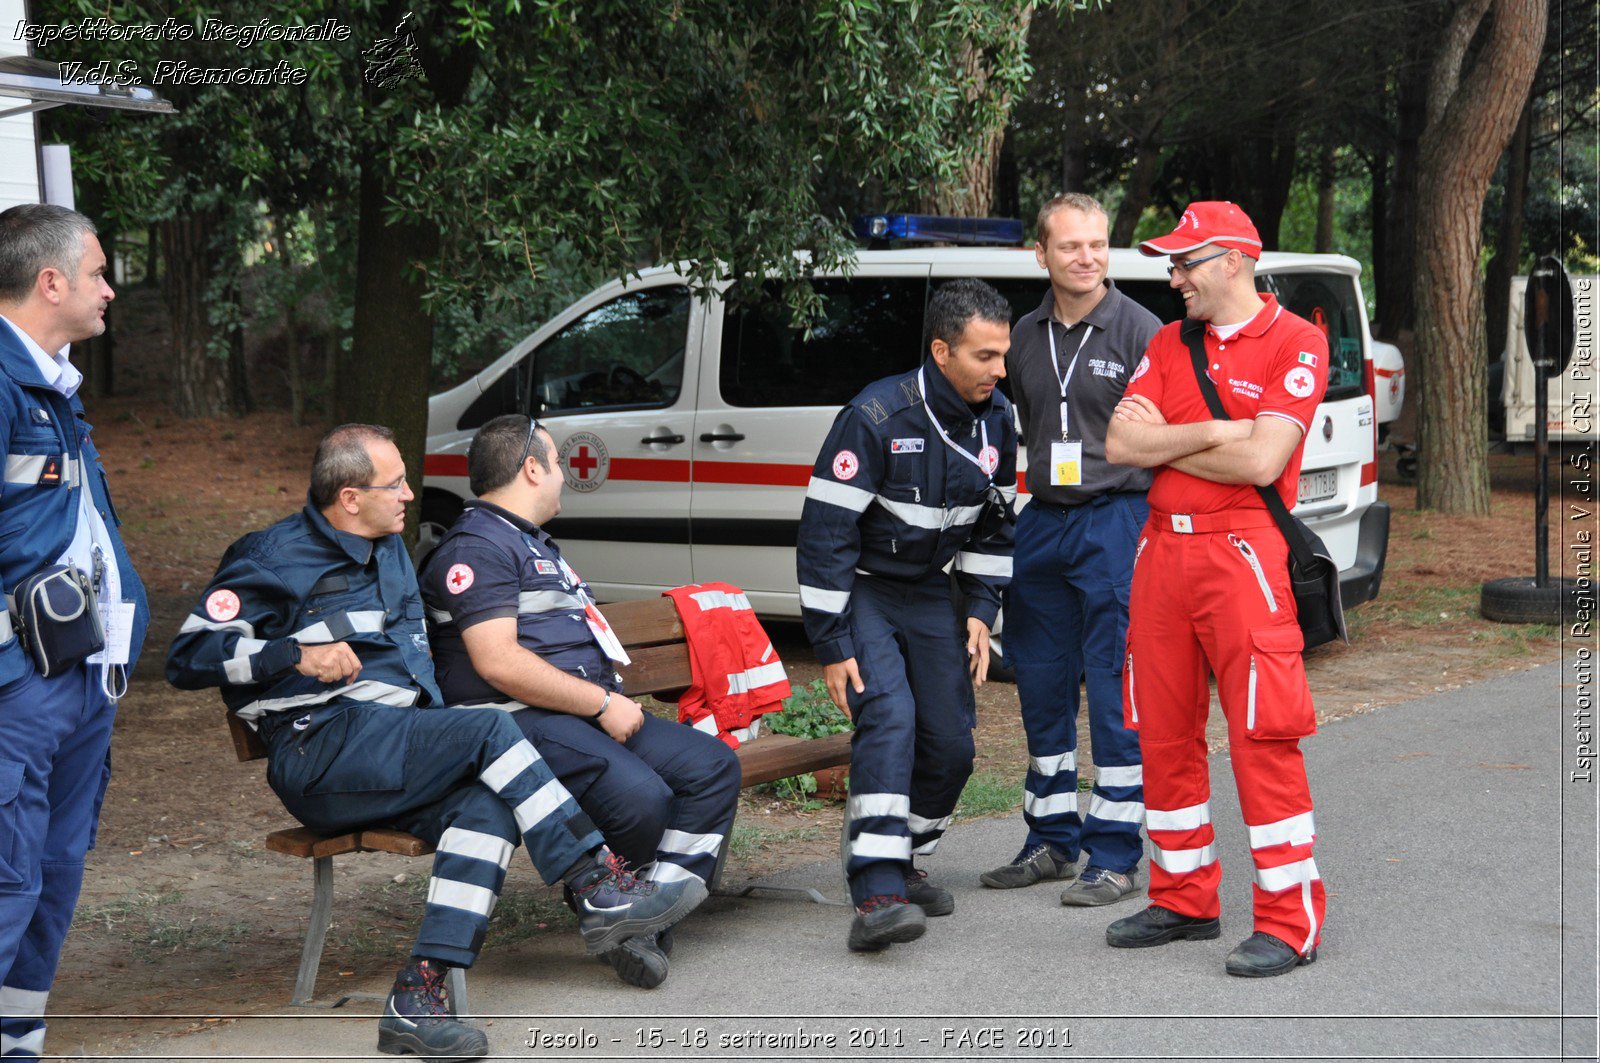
[350,156,437,537]
[1112,135,1163,246]
[1314,141,1337,253]
[1484,95,1532,364]
[1368,143,1391,336]
[159,212,237,418]
[1413,0,1546,515]
[1382,35,1430,337]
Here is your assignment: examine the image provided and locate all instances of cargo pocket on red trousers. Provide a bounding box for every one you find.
[1245,626,1315,739]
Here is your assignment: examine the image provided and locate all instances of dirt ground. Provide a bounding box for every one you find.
[37,293,1576,1055]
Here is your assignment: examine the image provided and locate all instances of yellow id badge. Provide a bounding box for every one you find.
[1050,439,1083,486]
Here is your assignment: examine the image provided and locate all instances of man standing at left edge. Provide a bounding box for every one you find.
[0,205,147,1060]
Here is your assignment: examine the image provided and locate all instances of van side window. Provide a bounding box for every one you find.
[1257,273,1365,400]
[986,278,1184,328]
[462,287,691,429]
[720,278,927,407]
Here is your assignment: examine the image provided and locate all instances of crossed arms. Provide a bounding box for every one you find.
[1105,393,1304,487]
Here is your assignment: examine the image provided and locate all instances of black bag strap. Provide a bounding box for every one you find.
[1179,321,1316,570]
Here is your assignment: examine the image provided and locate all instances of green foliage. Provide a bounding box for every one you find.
[953,772,1023,820]
[767,678,852,740]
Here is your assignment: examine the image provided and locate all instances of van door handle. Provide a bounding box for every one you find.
[640,432,685,445]
[699,432,746,443]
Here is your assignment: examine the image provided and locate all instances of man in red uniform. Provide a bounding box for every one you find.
[1102,201,1327,977]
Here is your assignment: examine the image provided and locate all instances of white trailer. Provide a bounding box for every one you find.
[1501,273,1598,445]
[0,0,44,211]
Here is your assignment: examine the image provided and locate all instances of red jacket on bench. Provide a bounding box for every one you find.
[664,582,792,748]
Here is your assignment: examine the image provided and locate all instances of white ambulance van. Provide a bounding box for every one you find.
[422,239,1391,627]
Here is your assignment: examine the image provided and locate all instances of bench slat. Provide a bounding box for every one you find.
[266,827,362,859]
[620,643,694,698]
[604,597,686,647]
[359,828,435,857]
[735,731,853,788]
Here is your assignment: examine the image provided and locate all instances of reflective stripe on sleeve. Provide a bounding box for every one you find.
[180,612,256,638]
[689,589,753,612]
[806,476,874,512]
[725,661,787,695]
[291,610,386,643]
[223,638,266,685]
[799,585,850,614]
[954,551,1012,577]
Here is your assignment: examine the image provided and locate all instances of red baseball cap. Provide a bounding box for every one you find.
[1138,201,1262,260]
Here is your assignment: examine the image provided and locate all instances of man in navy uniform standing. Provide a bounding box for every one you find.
[981,193,1159,906]
[797,278,1017,952]
[0,205,147,1061]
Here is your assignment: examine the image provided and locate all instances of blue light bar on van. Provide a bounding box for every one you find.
[852,214,1024,246]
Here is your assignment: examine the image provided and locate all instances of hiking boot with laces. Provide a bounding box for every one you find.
[903,867,954,917]
[1060,865,1141,907]
[847,894,927,953]
[979,842,1076,889]
[1225,931,1317,977]
[568,850,708,955]
[377,958,488,1061]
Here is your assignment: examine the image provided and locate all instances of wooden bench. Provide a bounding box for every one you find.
[226,594,851,1007]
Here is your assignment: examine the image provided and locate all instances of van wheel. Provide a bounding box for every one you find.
[1480,576,1585,626]
[412,493,464,567]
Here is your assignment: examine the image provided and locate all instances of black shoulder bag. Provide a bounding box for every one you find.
[1181,321,1347,649]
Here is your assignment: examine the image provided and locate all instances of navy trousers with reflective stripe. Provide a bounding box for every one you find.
[509,710,740,885]
[1005,494,1146,874]
[0,665,113,1060]
[265,701,602,968]
[843,574,976,907]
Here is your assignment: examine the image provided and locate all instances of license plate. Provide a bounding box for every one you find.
[1297,469,1338,504]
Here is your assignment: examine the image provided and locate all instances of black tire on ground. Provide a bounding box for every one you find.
[1479,576,1590,625]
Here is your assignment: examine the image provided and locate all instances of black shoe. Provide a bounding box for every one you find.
[1105,904,1221,949]
[979,842,1076,889]
[1225,931,1317,977]
[904,867,954,917]
[568,851,708,955]
[601,934,671,989]
[847,895,927,953]
[377,959,488,1061]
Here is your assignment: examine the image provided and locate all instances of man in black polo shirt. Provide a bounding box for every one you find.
[981,193,1160,906]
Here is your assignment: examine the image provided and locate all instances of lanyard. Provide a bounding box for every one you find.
[1047,320,1094,439]
[917,366,992,481]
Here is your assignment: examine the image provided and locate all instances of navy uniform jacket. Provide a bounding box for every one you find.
[166,499,441,724]
[0,324,147,685]
[797,359,1017,665]
[420,500,620,704]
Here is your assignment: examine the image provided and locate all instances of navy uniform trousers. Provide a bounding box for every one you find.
[262,700,603,968]
[0,666,113,1060]
[507,710,739,887]
[1005,493,1147,874]
[842,574,976,907]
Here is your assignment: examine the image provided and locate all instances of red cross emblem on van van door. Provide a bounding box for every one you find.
[569,445,599,480]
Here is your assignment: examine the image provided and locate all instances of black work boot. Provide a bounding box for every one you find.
[601,934,671,989]
[377,958,487,1061]
[1105,904,1221,948]
[903,867,955,917]
[1225,931,1317,977]
[566,849,708,955]
[847,894,927,953]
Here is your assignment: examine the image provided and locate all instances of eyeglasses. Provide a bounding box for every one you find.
[1166,248,1233,279]
[353,477,409,492]
[518,416,542,469]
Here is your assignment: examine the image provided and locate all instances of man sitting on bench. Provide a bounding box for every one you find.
[167,423,699,1062]
[420,414,739,989]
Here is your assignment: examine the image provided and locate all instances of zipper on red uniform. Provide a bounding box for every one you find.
[1228,534,1279,612]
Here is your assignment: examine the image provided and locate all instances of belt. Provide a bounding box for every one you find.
[1149,508,1277,534]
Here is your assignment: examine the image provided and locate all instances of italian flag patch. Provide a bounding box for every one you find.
[1298,351,1319,367]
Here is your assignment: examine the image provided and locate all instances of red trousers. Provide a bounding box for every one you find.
[1124,509,1325,955]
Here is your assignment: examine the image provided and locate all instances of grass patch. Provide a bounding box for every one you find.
[729,821,823,859]
[954,772,1023,820]
[74,889,253,961]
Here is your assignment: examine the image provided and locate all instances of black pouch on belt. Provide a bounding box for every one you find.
[9,564,105,677]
